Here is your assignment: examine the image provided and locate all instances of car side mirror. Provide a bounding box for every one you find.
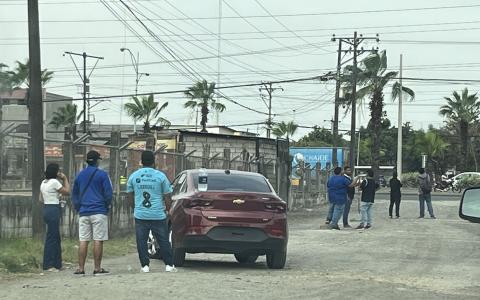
[459,187,480,223]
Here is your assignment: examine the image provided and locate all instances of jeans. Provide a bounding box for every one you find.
[330,203,345,226]
[419,193,435,217]
[360,202,374,225]
[343,197,353,225]
[135,218,173,267]
[389,197,401,217]
[43,205,62,270]
[326,202,334,222]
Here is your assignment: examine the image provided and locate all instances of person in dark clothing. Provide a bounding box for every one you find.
[389,172,403,218]
[343,166,355,228]
[327,167,359,230]
[356,169,380,230]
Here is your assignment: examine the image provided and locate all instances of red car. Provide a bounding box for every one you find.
[168,169,288,269]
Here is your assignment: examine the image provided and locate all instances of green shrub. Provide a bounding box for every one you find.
[456,177,480,190]
[401,172,418,188]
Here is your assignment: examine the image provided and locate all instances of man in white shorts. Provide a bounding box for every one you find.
[72,150,113,275]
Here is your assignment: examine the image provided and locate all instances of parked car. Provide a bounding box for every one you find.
[150,169,288,269]
[451,172,480,192]
[459,187,480,223]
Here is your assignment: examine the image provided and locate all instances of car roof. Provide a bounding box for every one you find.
[185,169,266,178]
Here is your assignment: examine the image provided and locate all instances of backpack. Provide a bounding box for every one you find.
[421,175,432,194]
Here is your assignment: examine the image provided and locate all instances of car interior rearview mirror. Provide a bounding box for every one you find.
[459,187,480,223]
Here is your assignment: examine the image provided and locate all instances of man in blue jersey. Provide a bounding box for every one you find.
[127,150,177,273]
[327,167,359,230]
[72,150,113,276]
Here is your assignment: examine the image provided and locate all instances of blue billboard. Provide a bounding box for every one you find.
[289,147,344,170]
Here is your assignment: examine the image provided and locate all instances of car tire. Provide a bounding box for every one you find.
[234,254,258,264]
[172,247,186,267]
[147,231,161,259]
[266,250,286,269]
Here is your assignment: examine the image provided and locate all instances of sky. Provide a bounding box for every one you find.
[1,0,480,139]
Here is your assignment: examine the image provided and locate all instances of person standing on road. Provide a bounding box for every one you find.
[40,163,70,272]
[327,167,358,230]
[343,166,355,228]
[389,171,403,218]
[418,168,436,219]
[72,150,113,276]
[356,169,380,230]
[127,150,177,273]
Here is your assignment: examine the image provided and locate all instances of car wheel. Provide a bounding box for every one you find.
[234,254,258,264]
[172,247,186,267]
[266,250,287,269]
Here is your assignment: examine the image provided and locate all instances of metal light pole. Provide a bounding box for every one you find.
[120,48,150,132]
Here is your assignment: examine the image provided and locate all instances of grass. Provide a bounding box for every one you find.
[0,235,137,274]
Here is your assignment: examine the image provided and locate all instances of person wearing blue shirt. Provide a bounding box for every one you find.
[127,150,177,273]
[72,150,113,276]
[327,167,359,230]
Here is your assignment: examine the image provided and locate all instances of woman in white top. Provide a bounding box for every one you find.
[40,163,70,271]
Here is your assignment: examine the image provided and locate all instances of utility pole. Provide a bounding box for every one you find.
[397,54,403,179]
[64,51,104,133]
[332,39,343,167]
[331,32,379,172]
[259,82,283,138]
[28,0,45,238]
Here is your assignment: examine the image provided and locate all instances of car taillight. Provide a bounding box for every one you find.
[264,202,286,212]
[184,199,212,208]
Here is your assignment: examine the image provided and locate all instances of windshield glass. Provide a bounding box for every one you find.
[193,173,272,193]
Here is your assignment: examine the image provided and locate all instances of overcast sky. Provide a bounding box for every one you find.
[1,0,479,139]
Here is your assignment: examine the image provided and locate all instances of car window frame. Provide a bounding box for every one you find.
[172,172,187,196]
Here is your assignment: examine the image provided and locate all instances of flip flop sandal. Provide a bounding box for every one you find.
[73,269,85,275]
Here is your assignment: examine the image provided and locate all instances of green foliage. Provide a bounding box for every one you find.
[6,59,54,88]
[49,104,79,129]
[294,126,346,147]
[124,94,170,133]
[456,176,480,190]
[272,121,298,139]
[401,172,419,188]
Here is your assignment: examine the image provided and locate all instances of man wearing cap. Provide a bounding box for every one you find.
[127,150,177,273]
[72,150,113,275]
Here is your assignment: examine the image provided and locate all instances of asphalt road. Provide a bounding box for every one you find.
[1,195,479,300]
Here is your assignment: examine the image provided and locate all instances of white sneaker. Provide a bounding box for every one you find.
[141,265,150,273]
[165,265,177,272]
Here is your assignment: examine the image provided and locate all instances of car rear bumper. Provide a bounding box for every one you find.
[177,226,287,254]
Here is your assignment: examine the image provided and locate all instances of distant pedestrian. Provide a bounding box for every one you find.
[40,163,70,272]
[327,167,358,230]
[356,169,379,230]
[418,168,436,219]
[72,150,113,275]
[127,150,177,273]
[389,171,403,218]
[343,166,355,228]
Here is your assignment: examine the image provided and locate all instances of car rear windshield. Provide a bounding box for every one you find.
[193,173,272,193]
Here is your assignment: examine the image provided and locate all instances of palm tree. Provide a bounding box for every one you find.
[124,94,170,133]
[7,59,54,88]
[272,121,298,139]
[49,104,79,130]
[184,80,226,133]
[342,50,414,173]
[416,131,449,176]
[439,88,480,172]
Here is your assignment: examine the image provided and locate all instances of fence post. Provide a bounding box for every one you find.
[315,162,321,205]
[223,148,231,169]
[202,144,210,168]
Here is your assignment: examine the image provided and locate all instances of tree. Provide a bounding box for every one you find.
[184,80,226,133]
[124,94,170,133]
[416,131,449,177]
[6,59,53,88]
[439,88,480,172]
[272,121,298,139]
[295,126,346,147]
[49,103,80,130]
[0,63,12,93]
[342,50,414,173]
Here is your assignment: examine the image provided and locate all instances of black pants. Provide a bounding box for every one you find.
[389,198,401,217]
[135,218,173,267]
[43,205,62,270]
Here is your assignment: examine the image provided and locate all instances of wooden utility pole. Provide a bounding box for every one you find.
[28,0,45,238]
[397,54,403,179]
[259,82,283,139]
[332,39,343,167]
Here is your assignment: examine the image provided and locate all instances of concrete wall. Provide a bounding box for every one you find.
[0,194,135,239]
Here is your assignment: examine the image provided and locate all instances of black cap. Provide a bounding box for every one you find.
[141,150,155,166]
[86,150,102,163]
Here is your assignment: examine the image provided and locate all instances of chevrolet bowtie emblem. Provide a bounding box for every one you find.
[232,199,245,205]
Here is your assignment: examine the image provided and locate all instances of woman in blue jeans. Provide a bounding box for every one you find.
[40,163,70,271]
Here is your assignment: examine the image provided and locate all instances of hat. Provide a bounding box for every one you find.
[141,150,155,166]
[86,150,102,163]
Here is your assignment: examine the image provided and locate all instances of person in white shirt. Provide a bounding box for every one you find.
[40,163,70,271]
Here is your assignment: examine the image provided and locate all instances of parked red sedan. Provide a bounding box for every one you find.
[168,169,288,269]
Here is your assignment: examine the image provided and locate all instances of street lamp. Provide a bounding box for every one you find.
[120,48,150,96]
